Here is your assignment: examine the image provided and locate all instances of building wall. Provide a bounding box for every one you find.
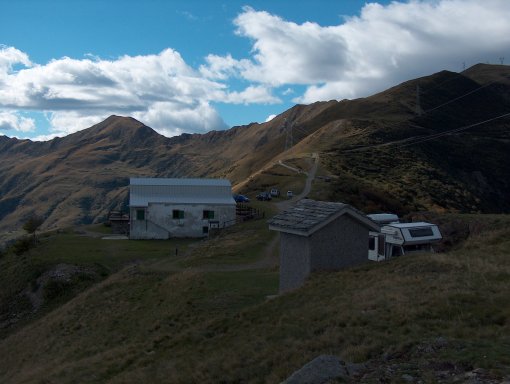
[279,232,311,293]
[278,214,370,293]
[130,203,235,239]
[309,214,369,271]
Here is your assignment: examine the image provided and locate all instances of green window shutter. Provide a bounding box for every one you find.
[173,210,185,219]
[136,209,145,220]
[203,210,215,219]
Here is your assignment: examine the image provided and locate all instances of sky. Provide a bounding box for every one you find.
[1,0,509,141]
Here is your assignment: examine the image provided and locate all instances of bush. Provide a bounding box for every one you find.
[43,279,71,301]
[23,215,44,236]
[11,236,35,256]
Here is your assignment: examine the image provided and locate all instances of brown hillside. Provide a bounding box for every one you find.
[0,64,509,232]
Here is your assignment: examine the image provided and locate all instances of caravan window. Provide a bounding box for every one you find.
[391,245,403,257]
[409,227,433,237]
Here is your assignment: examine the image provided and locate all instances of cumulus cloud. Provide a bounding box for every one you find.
[214,1,510,103]
[0,46,32,75]
[132,101,228,137]
[265,114,277,122]
[0,47,275,138]
[0,111,35,132]
[222,85,280,104]
[2,1,510,140]
[0,47,280,137]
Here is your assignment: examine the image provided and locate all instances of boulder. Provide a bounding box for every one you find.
[281,355,351,384]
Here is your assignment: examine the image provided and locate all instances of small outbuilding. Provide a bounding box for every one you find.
[129,178,236,239]
[268,199,380,292]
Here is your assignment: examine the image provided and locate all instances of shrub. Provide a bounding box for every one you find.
[11,236,35,256]
[43,279,71,301]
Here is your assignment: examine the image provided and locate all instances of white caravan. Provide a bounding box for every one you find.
[368,219,442,262]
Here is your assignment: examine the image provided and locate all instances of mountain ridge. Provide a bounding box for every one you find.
[1,63,509,232]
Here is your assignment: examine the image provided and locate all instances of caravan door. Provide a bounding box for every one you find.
[368,232,386,261]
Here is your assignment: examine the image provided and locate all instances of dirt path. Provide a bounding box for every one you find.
[192,152,319,273]
[276,152,319,212]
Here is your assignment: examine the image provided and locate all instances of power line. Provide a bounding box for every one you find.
[423,80,497,114]
[282,70,506,151]
[344,111,510,152]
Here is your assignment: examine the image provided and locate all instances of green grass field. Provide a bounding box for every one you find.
[0,212,509,383]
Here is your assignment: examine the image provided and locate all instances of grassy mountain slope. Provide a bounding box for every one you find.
[1,64,509,234]
[0,213,508,383]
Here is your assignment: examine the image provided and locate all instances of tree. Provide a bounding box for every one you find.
[23,215,44,241]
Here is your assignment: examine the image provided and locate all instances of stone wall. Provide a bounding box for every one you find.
[279,232,311,293]
[309,214,369,271]
[130,203,235,239]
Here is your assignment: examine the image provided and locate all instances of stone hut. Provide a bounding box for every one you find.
[268,199,379,292]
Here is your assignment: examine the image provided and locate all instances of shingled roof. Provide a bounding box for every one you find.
[268,199,379,236]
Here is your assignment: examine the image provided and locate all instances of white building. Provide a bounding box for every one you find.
[129,178,236,239]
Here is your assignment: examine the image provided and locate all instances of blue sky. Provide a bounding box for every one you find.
[1,0,509,140]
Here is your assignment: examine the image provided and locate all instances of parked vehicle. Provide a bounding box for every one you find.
[233,194,250,203]
[270,188,280,197]
[286,190,293,198]
[367,214,442,262]
[256,192,272,201]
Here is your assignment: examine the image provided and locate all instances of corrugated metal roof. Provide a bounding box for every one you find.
[129,177,235,207]
[130,178,231,187]
[130,196,235,206]
[268,199,379,236]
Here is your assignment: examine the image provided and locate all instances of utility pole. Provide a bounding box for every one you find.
[499,57,505,65]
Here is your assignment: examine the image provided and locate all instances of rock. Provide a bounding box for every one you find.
[345,362,366,377]
[401,373,414,382]
[281,355,349,384]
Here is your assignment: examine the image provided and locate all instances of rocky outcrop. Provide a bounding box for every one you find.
[281,355,365,384]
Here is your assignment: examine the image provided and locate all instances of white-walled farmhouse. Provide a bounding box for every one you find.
[129,178,236,239]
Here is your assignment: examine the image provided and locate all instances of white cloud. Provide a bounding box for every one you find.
[199,54,250,80]
[223,1,510,103]
[233,7,349,86]
[45,111,108,137]
[222,85,280,105]
[2,1,510,140]
[265,114,277,122]
[132,101,228,136]
[0,111,35,132]
[0,46,283,139]
[0,46,32,75]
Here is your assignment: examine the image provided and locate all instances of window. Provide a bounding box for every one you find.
[202,226,209,234]
[203,210,214,219]
[136,209,145,221]
[368,237,375,251]
[172,210,184,219]
[409,227,433,237]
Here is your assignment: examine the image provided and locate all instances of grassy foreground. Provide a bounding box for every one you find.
[0,214,509,383]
